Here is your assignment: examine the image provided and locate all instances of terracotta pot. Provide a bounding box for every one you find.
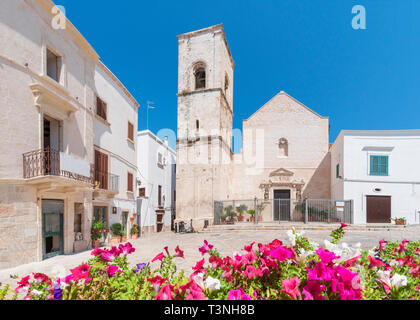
[112,236,121,245]
[258,216,263,222]
[395,220,406,225]
[131,234,138,240]
[237,216,244,222]
[92,240,100,248]
[121,236,127,243]
[250,217,255,222]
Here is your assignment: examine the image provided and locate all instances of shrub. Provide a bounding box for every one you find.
[5,226,420,301]
[111,223,122,237]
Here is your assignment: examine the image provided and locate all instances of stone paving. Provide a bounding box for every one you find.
[0,226,419,290]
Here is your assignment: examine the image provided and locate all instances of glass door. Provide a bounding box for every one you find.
[93,206,108,243]
[42,200,64,260]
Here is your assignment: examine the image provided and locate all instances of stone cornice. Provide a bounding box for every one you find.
[178,88,233,116]
[32,0,99,62]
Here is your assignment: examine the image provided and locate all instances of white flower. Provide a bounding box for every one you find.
[296,248,313,264]
[377,271,408,290]
[31,289,44,296]
[390,273,408,289]
[193,273,205,290]
[286,229,305,246]
[389,260,399,267]
[204,276,221,292]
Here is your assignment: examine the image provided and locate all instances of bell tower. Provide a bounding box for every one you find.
[176,24,234,229]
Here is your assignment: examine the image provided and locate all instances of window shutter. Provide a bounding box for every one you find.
[127,172,133,192]
[128,122,134,141]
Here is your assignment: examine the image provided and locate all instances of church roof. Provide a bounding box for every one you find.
[244,91,328,122]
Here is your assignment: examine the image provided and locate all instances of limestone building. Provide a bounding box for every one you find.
[175,25,331,228]
[0,0,139,269]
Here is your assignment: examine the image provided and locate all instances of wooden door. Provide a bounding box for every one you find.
[366,196,391,223]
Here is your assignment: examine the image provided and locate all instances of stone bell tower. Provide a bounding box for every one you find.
[176,24,234,229]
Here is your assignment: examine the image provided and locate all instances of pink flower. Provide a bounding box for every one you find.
[242,242,255,253]
[118,242,135,256]
[227,289,253,300]
[106,265,119,277]
[343,255,362,268]
[70,263,91,281]
[315,248,340,264]
[155,284,174,300]
[147,275,167,292]
[281,276,301,300]
[199,240,214,256]
[270,246,292,262]
[242,265,261,279]
[152,252,164,263]
[174,245,184,258]
[192,258,206,275]
[340,223,349,228]
[368,256,386,268]
[91,248,104,256]
[378,239,387,251]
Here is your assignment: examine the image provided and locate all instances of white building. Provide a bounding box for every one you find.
[137,130,176,234]
[92,62,139,236]
[331,130,420,225]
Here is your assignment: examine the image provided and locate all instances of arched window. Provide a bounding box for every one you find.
[194,63,206,90]
[278,138,289,157]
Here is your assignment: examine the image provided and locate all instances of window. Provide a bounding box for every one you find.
[122,211,129,229]
[94,150,109,190]
[194,64,206,89]
[139,187,146,198]
[74,203,83,234]
[196,120,200,131]
[127,121,134,141]
[46,49,63,82]
[96,96,107,121]
[158,185,162,207]
[370,155,389,176]
[224,74,229,92]
[157,152,164,168]
[278,138,289,157]
[336,164,340,179]
[127,172,134,192]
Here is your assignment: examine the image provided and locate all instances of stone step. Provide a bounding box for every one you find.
[199,223,410,233]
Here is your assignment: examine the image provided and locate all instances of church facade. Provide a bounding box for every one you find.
[175,25,331,228]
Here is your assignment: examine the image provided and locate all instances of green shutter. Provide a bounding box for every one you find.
[370,155,388,176]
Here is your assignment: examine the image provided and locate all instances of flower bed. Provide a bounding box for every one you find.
[1,225,419,300]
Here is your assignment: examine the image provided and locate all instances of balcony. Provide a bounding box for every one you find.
[23,147,93,185]
[94,170,120,194]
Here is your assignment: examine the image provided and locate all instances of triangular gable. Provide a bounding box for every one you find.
[244,91,328,122]
[269,168,294,177]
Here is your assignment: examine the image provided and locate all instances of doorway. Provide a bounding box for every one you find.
[42,199,64,260]
[366,196,391,223]
[273,190,291,221]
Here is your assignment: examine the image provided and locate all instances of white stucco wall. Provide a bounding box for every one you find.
[331,131,420,224]
[93,63,138,229]
[137,131,176,232]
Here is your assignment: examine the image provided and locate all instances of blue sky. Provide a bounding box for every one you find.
[58,0,419,152]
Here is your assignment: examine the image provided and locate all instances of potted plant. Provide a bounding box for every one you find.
[236,204,248,222]
[91,219,106,248]
[391,217,406,225]
[121,228,127,243]
[130,224,139,240]
[223,205,236,224]
[248,209,255,222]
[110,223,122,245]
[256,203,266,222]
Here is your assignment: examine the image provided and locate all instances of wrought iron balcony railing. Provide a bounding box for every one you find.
[94,169,120,193]
[23,147,93,184]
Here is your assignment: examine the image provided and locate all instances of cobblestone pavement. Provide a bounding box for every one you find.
[1,226,419,290]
